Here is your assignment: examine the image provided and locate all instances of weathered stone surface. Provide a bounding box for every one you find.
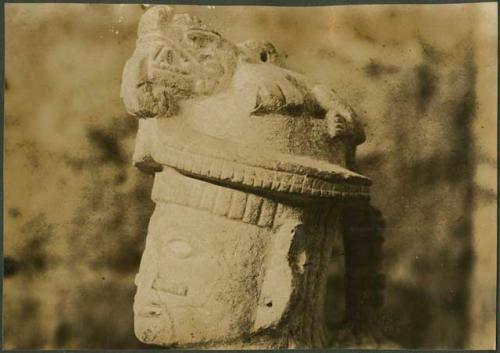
[121,6,382,349]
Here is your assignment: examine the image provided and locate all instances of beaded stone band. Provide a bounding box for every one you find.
[152,167,280,228]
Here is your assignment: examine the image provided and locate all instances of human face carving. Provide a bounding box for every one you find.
[133,202,269,346]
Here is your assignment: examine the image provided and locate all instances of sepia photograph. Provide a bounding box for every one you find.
[3,2,498,350]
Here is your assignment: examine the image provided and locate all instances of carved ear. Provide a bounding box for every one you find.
[253,219,306,331]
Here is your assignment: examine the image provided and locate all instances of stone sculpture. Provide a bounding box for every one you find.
[121,5,385,349]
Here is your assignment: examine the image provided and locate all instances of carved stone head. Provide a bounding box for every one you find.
[121,5,371,349]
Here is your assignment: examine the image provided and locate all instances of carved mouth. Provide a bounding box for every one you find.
[150,43,194,77]
[152,278,188,297]
[137,304,162,318]
[152,62,191,76]
[134,282,188,318]
[134,290,163,318]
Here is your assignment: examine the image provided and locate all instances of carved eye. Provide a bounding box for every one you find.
[186,31,218,49]
[335,114,347,123]
[167,239,193,259]
[260,51,268,62]
[154,47,175,65]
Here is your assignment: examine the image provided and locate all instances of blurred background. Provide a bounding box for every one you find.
[3,3,497,349]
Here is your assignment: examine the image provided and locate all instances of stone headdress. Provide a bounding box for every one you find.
[121,5,371,222]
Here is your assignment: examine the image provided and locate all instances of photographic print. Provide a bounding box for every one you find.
[3,2,498,349]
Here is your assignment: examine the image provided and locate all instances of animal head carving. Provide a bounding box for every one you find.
[121,6,238,117]
[237,39,284,66]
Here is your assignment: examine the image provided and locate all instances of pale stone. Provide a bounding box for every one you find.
[121,5,385,349]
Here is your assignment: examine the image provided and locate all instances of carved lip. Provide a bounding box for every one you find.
[153,278,189,297]
[158,119,370,184]
[135,118,371,201]
[150,46,193,77]
[136,304,162,318]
